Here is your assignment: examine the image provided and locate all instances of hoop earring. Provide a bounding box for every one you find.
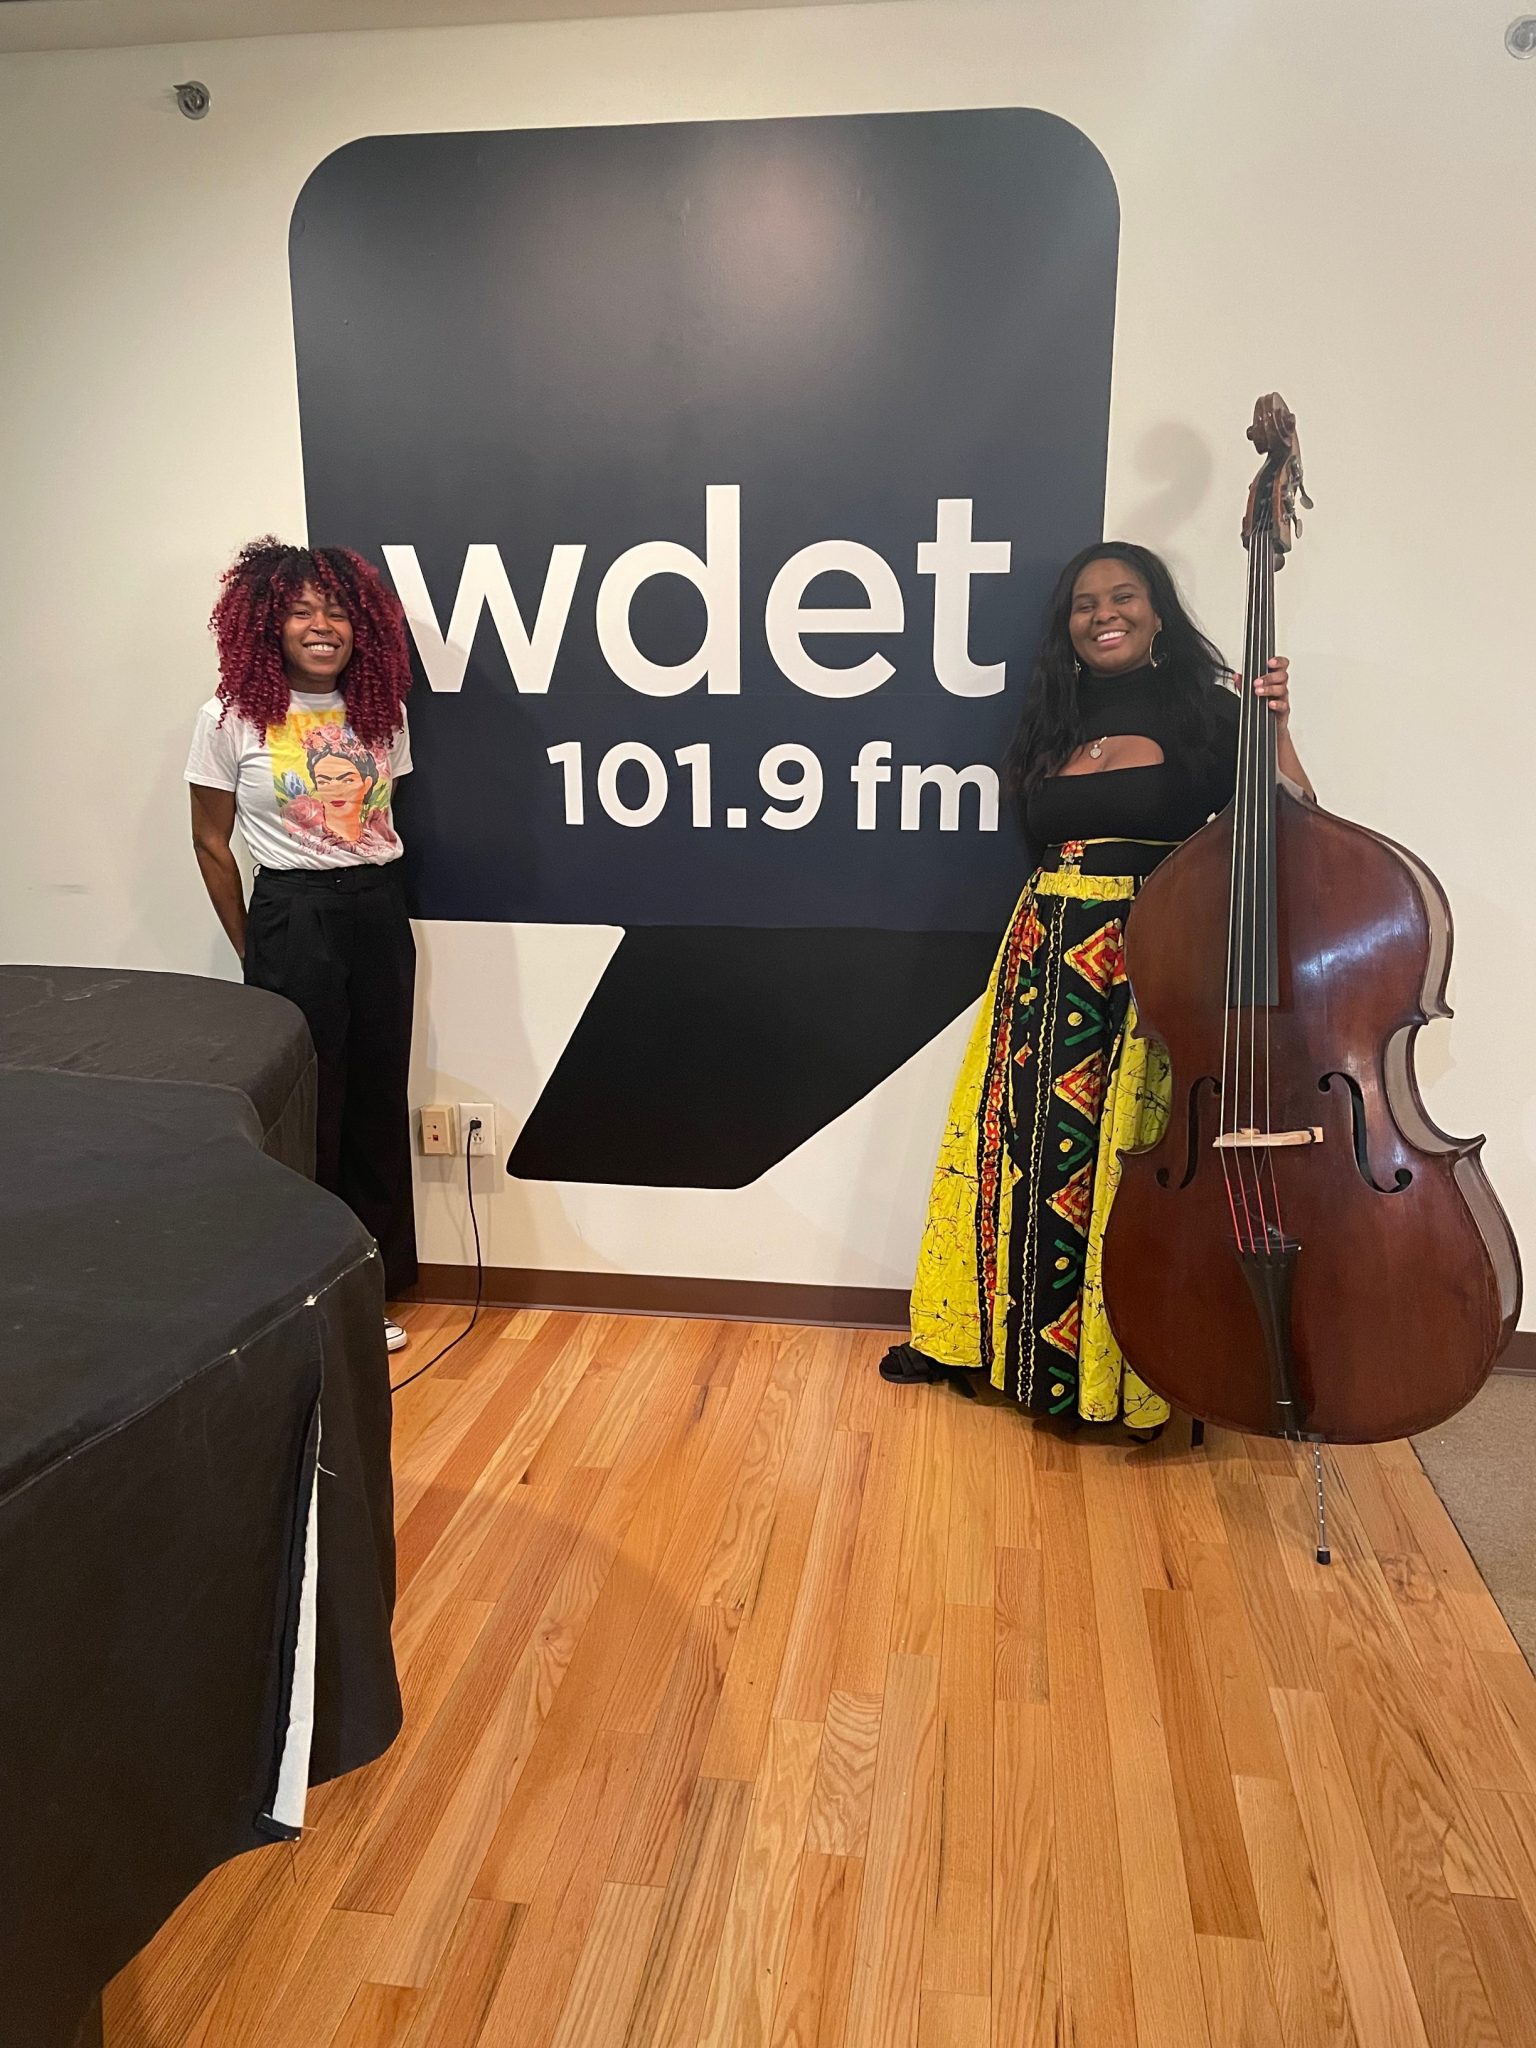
[1149,629,1165,668]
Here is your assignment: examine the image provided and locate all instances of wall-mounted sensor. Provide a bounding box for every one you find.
[1507,17,1536,56]
[174,81,211,118]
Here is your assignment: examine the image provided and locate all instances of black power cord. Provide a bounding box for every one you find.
[390,1116,484,1395]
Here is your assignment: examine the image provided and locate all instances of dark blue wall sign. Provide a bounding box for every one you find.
[291,111,1118,1187]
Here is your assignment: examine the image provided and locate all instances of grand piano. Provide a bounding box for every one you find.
[0,965,402,2048]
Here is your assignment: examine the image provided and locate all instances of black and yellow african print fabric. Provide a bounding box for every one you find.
[909,843,1172,1424]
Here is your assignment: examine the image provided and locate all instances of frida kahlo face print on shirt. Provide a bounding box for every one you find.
[271,711,401,859]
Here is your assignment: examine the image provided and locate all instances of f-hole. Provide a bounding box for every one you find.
[1320,1072,1413,1194]
[1158,1074,1219,1189]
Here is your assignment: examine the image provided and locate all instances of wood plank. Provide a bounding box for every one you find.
[993,1545,1046,1706]
[1454,1895,1536,2048]
[1389,1460,1496,1596]
[1105,1433,1176,1593]
[1213,1467,1325,1692]
[923,1604,992,1998]
[1479,1652,1536,1792]
[368,1394,688,1983]
[831,1407,914,1698]
[1185,1540,1288,1782]
[1039,1468,1136,2048]
[767,1852,863,2048]
[806,1690,883,1860]
[701,1339,846,1780]
[916,1992,989,2048]
[610,1602,735,1887]
[991,1701,1058,2048]
[943,1395,994,1609]
[1143,1436,1227,1590]
[844,1652,940,2048]
[774,1429,872,1722]
[387,1373,463,1479]
[469,1366,739,1908]
[1194,1935,1287,2048]
[605,1328,785,1737]
[1082,1451,1212,2048]
[392,1316,594,1592]
[622,1777,753,2048]
[1145,1587,1261,1941]
[1472,1789,1536,1920]
[992,1397,1039,1551]
[1452,1585,1523,1660]
[472,1727,648,2048]
[1235,1772,1359,2048]
[327,1982,421,2048]
[397,1897,523,2048]
[247,1911,388,2048]
[889,1390,952,1661]
[1325,1442,1422,1561]
[1260,1470,1357,1596]
[1193,1420,1256,1484]
[575,1318,723,1470]
[521,1339,638,1488]
[1383,1556,1531,1793]
[837,1331,912,1434]
[550,1883,665,2048]
[695,1329,814,1615]
[366,1636,548,1986]
[1314,1565,1509,2045]
[1316,1550,1507,1891]
[697,1718,824,2048]
[1270,1688,1430,2048]
[340,1462,607,1917]
[469,1543,658,1904]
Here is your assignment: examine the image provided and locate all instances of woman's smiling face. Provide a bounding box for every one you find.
[282,581,354,688]
[1068,557,1161,675]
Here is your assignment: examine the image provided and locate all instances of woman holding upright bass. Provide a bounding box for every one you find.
[186,538,419,1354]
[881,542,1312,1434]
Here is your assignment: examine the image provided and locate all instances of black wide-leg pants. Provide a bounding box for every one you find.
[244,863,419,1296]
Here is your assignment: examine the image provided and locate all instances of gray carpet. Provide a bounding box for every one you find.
[1415,1374,1536,1667]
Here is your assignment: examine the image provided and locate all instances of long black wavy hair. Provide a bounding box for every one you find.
[1005,541,1229,794]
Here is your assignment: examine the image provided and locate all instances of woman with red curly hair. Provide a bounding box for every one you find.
[187,538,419,1349]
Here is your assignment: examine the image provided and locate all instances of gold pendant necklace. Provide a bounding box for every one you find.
[1088,738,1105,759]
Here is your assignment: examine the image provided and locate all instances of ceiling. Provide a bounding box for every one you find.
[0,0,884,56]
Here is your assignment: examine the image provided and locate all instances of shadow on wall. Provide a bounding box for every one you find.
[1119,420,1215,553]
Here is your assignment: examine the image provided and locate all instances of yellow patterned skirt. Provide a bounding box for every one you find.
[908,841,1173,1423]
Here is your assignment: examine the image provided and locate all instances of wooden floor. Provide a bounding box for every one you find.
[109,1308,1536,2048]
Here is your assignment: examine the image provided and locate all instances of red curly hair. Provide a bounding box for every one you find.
[210,537,412,748]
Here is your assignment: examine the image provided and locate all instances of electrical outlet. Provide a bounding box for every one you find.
[419,1103,457,1155]
[460,1103,496,1157]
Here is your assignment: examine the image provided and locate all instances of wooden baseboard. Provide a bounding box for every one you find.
[398,1263,910,1331]
[401,1265,1536,1367]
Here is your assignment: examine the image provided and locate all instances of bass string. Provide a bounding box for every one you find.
[1243,519,1270,1248]
[1236,503,1269,1253]
[1229,500,1280,1255]
[1221,502,1254,1250]
[1260,525,1286,1241]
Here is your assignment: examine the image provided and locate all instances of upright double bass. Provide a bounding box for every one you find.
[1102,397,1521,1485]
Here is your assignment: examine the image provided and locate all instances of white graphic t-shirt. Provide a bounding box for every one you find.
[185,691,412,870]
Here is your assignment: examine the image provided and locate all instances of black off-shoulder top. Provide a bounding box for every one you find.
[1022,668,1243,858]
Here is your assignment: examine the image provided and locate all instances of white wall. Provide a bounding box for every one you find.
[2,0,1533,1311]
